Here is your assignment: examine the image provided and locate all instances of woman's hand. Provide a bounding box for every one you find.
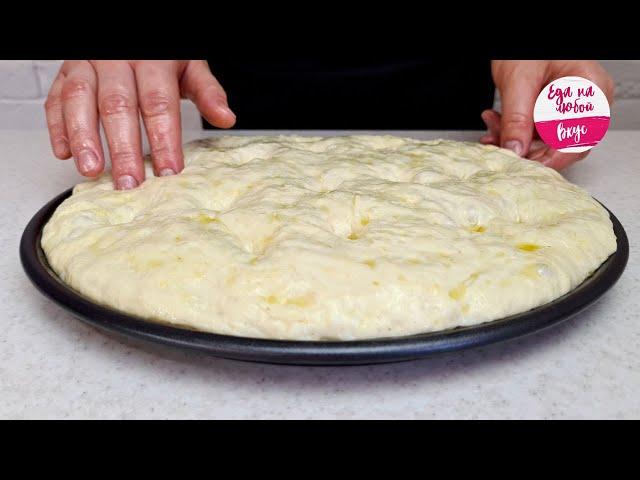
[482,60,614,170]
[45,60,236,189]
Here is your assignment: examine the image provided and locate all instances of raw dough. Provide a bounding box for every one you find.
[42,135,617,340]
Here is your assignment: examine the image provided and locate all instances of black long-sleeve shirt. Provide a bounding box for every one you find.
[204,57,494,130]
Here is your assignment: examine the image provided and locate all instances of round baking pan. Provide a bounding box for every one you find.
[20,188,629,365]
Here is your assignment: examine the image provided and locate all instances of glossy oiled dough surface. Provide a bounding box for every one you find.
[41,135,617,340]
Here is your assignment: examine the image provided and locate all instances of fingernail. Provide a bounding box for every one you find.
[504,140,523,156]
[76,150,99,175]
[159,168,175,177]
[54,140,69,157]
[481,112,491,128]
[217,105,236,119]
[116,175,138,190]
[542,158,555,167]
[528,148,547,161]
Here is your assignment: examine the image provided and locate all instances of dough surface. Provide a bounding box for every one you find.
[42,135,617,340]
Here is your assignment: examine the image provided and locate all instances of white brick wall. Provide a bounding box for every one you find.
[1,60,639,129]
[0,60,40,99]
[0,60,202,130]
[34,60,63,98]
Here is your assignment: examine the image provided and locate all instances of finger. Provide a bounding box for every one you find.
[61,61,105,177]
[180,60,236,128]
[480,109,501,145]
[526,140,550,161]
[134,61,183,176]
[93,61,144,190]
[494,62,544,157]
[540,150,589,171]
[481,109,501,138]
[480,135,497,145]
[44,70,71,159]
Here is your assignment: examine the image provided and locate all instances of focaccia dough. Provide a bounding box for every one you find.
[41,135,617,340]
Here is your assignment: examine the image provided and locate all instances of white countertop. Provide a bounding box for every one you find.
[1,129,638,419]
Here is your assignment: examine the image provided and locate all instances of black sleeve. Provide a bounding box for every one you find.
[203,57,494,130]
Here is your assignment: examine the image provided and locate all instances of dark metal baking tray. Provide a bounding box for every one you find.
[20,188,629,365]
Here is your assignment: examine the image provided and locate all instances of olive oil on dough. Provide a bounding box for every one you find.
[42,136,616,340]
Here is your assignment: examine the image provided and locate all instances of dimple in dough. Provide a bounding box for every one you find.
[41,135,617,340]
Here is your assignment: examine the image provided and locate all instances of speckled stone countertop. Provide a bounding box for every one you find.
[1,129,638,419]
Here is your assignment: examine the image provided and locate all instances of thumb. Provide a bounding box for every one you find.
[494,62,544,157]
[180,60,236,129]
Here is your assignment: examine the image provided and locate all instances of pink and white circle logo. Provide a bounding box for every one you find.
[533,76,610,153]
